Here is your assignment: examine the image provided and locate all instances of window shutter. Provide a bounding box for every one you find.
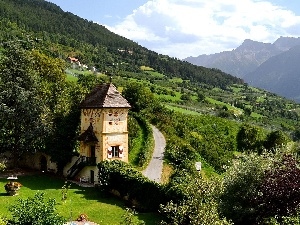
[119,146,123,158]
[107,147,112,159]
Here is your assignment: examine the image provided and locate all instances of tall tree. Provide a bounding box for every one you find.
[122,81,155,112]
[0,42,49,162]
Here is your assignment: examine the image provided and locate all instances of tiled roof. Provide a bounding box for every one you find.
[80,83,131,109]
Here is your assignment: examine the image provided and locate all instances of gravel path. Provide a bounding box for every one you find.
[142,125,166,183]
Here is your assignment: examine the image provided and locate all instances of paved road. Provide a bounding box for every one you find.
[142,125,166,183]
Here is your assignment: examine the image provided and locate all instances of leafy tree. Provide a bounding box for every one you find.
[77,73,105,93]
[220,151,300,224]
[263,130,289,151]
[30,50,85,173]
[244,107,252,116]
[0,42,49,162]
[197,91,205,102]
[253,154,300,222]
[180,93,191,101]
[236,123,263,152]
[160,172,231,225]
[220,152,272,225]
[164,137,197,167]
[44,82,83,173]
[8,192,66,225]
[122,81,155,112]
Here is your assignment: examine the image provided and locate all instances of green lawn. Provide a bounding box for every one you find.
[0,173,160,225]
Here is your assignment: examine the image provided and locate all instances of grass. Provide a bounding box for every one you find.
[129,126,144,168]
[0,173,160,225]
[165,104,202,116]
[145,71,164,78]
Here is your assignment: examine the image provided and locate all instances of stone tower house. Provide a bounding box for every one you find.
[67,83,131,183]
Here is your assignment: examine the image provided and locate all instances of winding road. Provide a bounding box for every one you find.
[142,125,166,183]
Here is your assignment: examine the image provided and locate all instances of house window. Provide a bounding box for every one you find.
[107,146,124,159]
[112,146,119,157]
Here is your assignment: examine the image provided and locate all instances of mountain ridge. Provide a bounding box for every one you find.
[184,37,300,102]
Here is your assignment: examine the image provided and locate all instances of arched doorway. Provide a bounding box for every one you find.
[40,155,47,172]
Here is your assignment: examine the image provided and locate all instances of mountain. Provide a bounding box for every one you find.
[184,37,300,79]
[247,45,300,102]
[184,37,300,102]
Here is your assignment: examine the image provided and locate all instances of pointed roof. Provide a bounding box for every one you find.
[80,83,131,109]
[78,123,98,143]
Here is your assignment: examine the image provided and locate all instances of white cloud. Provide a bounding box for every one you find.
[105,0,300,59]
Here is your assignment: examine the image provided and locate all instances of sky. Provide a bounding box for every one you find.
[46,0,300,59]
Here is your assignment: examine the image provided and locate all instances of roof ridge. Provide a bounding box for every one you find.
[80,83,131,109]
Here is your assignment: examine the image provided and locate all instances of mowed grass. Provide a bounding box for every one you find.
[0,173,160,225]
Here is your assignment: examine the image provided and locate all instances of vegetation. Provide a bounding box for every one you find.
[0,174,159,225]
[8,192,66,225]
[1,0,300,224]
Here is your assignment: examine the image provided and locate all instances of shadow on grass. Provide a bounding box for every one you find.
[0,173,162,224]
[1,173,127,207]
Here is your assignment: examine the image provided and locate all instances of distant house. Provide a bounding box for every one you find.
[67,57,79,63]
[67,57,81,68]
[63,83,131,183]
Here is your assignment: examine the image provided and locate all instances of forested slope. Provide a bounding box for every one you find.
[0,0,243,89]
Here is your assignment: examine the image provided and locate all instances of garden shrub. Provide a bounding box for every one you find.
[220,152,270,225]
[98,160,166,211]
[8,192,66,225]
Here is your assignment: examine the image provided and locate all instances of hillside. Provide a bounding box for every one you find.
[2,1,300,224]
[0,0,242,89]
[1,0,300,132]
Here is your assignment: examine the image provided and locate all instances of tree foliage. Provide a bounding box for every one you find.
[236,123,264,152]
[122,81,155,112]
[220,150,300,224]
[0,42,50,160]
[160,171,231,225]
[253,154,300,222]
[263,130,289,151]
[8,192,66,225]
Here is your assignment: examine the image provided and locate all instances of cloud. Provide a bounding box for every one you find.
[105,0,300,59]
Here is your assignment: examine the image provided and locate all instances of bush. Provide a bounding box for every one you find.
[220,151,300,224]
[164,137,197,168]
[8,192,66,225]
[160,171,231,225]
[254,154,300,222]
[98,160,166,211]
[220,152,274,225]
[263,130,289,151]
